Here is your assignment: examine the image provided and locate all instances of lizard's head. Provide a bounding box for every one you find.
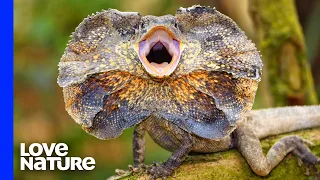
[136,15,184,78]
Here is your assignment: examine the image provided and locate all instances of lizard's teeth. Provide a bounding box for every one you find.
[150,62,169,73]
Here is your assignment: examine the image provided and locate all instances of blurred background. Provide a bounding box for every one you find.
[14,0,320,179]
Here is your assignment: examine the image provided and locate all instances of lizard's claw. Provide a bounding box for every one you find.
[303,152,319,179]
[148,163,173,179]
[106,164,147,180]
[293,140,320,179]
[131,164,147,173]
[106,169,132,180]
[305,162,320,180]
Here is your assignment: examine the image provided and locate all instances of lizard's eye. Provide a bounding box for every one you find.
[140,22,145,29]
[174,22,178,28]
[137,28,182,78]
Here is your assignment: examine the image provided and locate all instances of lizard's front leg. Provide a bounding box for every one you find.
[133,123,146,167]
[148,132,193,178]
[235,122,319,177]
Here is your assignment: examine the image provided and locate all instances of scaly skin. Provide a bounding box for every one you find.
[57,5,319,179]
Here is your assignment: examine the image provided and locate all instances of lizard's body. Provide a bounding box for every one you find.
[142,106,320,154]
[57,5,320,179]
[141,106,320,153]
[133,106,320,177]
[139,114,232,154]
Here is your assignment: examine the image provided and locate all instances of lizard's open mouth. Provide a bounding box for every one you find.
[138,28,181,78]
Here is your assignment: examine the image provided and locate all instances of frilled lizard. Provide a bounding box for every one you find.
[57,5,320,179]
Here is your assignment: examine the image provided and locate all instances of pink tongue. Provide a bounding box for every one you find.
[150,62,169,73]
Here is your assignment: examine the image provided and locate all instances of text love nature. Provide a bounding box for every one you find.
[20,143,95,171]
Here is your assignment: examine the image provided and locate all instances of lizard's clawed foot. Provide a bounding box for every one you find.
[305,158,320,179]
[131,164,147,173]
[106,169,131,180]
[304,163,320,180]
[147,163,173,179]
[293,138,320,179]
[106,164,147,180]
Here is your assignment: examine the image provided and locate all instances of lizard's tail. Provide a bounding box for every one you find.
[247,105,320,139]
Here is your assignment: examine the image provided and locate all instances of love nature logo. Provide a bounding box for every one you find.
[20,143,95,171]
